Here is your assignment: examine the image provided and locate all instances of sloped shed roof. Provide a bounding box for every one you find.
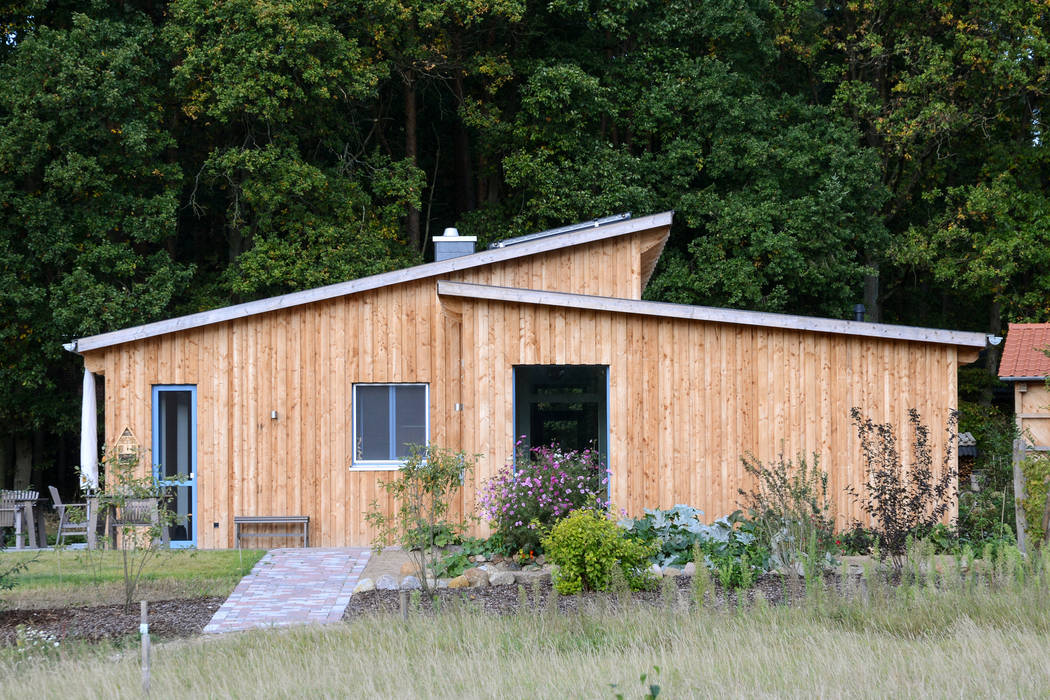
[999,323,1050,380]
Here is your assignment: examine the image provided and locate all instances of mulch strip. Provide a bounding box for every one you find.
[0,597,224,646]
[345,574,801,617]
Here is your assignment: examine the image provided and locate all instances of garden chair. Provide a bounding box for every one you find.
[0,492,18,547]
[107,497,170,548]
[49,485,91,546]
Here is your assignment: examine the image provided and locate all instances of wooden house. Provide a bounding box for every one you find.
[64,212,987,548]
[998,323,1050,551]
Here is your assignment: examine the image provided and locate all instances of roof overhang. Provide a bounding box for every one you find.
[999,376,1047,382]
[437,281,989,349]
[65,211,674,354]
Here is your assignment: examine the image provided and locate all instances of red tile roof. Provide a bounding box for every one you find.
[999,323,1050,379]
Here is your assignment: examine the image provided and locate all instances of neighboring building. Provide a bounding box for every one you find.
[998,322,1050,551]
[65,212,986,548]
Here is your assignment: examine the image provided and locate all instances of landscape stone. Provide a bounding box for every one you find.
[352,578,375,594]
[513,569,552,586]
[435,578,450,589]
[400,575,421,590]
[464,567,490,587]
[375,574,399,590]
[448,575,470,589]
[683,562,697,577]
[489,571,516,586]
[503,561,522,571]
[400,561,421,577]
[649,564,662,578]
[662,567,682,577]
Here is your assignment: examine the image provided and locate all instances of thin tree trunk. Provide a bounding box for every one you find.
[13,434,31,489]
[404,72,421,251]
[0,434,10,489]
[452,74,475,215]
[31,428,45,493]
[863,263,880,322]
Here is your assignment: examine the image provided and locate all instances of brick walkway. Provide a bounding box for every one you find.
[203,547,371,634]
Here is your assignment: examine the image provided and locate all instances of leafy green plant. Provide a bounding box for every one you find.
[542,508,656,594]
[1020,455,1050,547]
[847,408,959,570]
[431,551,471,579]
[738,452,835,574]
[619,506,769,582]
[611,666,661,700]
[365,444,477,598]
[406,522,461,549]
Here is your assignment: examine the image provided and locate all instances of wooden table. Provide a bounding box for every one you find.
[7,495,46,549]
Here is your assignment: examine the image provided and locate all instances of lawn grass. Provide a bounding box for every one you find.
[0,548,265,608]
[3,568,1050,698]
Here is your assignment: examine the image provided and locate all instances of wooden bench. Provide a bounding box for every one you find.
[234,515,309,548]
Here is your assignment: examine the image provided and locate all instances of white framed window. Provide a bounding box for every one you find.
[352,383,429,468]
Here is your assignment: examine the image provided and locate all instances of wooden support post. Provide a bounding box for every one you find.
[1013,439,1028,555]
[87,495,99,550]
[141,600,151,696]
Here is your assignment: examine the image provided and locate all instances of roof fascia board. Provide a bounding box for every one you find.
[70,211,673,353]
[437,281,989,349]
[999,376,1047,382]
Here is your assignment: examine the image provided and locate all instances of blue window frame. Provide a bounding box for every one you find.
[352,383,429,467]
[151,385,197,548]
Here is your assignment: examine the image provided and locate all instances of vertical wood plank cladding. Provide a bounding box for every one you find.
[452,301,962,528]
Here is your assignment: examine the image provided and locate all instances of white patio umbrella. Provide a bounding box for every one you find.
[80,368,99,491]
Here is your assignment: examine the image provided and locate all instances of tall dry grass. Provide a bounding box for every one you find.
[4,564,1050,699]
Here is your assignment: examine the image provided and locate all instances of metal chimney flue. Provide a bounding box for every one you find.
[433,227,477,261]
[853,304,866,322]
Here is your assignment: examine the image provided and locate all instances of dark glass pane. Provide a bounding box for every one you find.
[163,485,192,542]
[356,385,391,460]
[394,386,427,458]
[159,391,192,478]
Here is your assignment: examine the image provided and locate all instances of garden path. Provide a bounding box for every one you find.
[202,547,371,634]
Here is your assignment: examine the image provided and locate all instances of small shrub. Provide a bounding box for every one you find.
[478,442,609,554]
[958,488,1014,545]
[365,444,477,598]
[738,452,835,573]
[847,407,958,570]
[542,508,656,594]
[98,451,178,612]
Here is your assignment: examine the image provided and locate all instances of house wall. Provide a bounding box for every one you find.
[455,298,962,530]
[1016,383,1050,447]
[79,230,664,548]
[80,223,964,547]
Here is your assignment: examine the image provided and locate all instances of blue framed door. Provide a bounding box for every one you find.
[152,385,197,548]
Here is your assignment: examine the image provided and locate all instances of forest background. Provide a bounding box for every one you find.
[0,0,1046,495]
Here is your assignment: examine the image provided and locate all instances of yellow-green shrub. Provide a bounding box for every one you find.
[541,509,657,594]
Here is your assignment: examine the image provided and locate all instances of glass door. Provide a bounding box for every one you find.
[152,386,197,548]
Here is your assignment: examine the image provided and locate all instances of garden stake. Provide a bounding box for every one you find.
[140,600,151,697]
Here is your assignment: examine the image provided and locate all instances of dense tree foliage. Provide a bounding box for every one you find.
[0,0,1045,488]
